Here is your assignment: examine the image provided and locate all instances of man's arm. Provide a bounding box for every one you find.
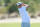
[22,4,29,9]
[27,5,29,8]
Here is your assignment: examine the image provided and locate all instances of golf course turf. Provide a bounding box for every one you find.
[0,23,40,27]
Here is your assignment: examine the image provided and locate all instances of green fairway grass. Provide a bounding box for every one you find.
[0,23,40,27]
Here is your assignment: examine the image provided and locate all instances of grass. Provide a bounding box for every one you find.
[31,23,40,27]
[0,23,40,27]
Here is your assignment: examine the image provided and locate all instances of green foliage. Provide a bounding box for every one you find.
[23,0,40,13]
[33,0,40,3]
[0,0,2,6]
[8,4,18,13]
[0,0,40,14]
[4,0,11,3]
[0,7,7,13]
[4,0,11,6]
[0,1,1,6]
[22,0,30,4]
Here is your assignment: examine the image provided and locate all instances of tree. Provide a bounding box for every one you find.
[0,0,1,6]
[4,0,11,6]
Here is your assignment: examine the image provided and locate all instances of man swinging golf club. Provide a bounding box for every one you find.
[17,2,30,27]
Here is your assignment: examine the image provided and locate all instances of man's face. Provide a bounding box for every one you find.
[18,4,22,8]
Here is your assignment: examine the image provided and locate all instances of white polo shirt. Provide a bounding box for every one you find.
[18,5,30,23]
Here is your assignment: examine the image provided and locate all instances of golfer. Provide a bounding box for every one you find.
[17,2,30,27]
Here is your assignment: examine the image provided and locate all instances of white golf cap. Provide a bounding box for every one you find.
[17,2,22,6]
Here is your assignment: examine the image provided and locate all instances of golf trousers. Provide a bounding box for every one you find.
[21,22,30,27]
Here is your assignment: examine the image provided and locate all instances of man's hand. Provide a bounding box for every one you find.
[22,4,29,7]
[22,4,27,6]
